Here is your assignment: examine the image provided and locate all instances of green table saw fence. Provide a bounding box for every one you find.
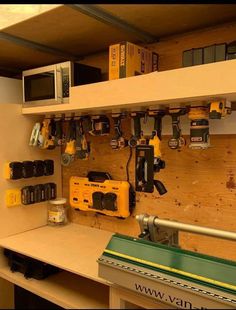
[103,234,236,295]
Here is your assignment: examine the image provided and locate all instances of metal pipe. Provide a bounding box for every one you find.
[68,4,158,44]
[136,214,236,241]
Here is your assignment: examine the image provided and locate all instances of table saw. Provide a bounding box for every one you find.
[98,214,236,309]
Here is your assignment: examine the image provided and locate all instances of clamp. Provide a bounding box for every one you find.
[136,214,179,247]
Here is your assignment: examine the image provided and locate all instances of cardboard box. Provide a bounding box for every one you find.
[109,41,158,80]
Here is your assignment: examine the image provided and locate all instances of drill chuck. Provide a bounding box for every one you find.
[128,136,139,148]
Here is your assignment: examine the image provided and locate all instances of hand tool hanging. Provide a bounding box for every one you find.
[188,106,210,149]
[38,119,50,149]
[132,110,167,195]
[45,117,56,150]
[168,107,187,149]
[89,115,110,136]
[128,112,146,147]
[29,122,41,147]
[61,117,76,166]
[148,110,167,195]
[75,118,90,159]
[54,116,66,147]
[110,113,128,150]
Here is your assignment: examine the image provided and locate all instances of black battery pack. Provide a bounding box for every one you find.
[44,160,54,176]
[22,161,34,178]
[33,160,45,177]
[9,162,23,180]
[21,186,35,205]
[4,249,60,280]
[44,183,57,200]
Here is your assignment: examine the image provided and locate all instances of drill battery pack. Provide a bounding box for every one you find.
[70,172,135,218]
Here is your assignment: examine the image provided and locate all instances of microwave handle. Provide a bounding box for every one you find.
[55,67,63,103]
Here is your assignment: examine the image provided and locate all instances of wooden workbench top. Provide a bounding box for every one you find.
[0,223,113,285]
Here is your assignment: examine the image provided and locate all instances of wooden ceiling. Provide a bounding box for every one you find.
[1,4,236,77]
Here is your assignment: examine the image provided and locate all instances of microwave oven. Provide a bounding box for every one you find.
[22,61,101,106]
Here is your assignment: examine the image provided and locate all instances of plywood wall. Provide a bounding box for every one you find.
[62,22,236,260]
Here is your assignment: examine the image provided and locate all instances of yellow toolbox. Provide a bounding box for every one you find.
[70,172,135,218]
[109,41,158,80]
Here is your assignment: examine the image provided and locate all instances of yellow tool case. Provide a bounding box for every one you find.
[70,172,135,218]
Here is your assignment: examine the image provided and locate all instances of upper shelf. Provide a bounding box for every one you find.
[2,4,236,77]
[22,59,236,115]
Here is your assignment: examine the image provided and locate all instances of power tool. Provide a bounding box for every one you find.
[89,115,110,136]
[110,113,128,150]
[98,215,236,310]
[38,119,50,149]
[29,122,41,147]
[148,110,166,173]
[135,145,167,195]
[61,118,76,166]
[54,118,65,147]
[209,99,232,119]
[168,108,187,149]
[75,118,90,160]
[188,106,210,149]
[45,118,56,150]
[128,112,146,148]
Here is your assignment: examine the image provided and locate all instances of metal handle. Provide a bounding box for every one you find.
[136,214,236,241]
[55,67,63,103]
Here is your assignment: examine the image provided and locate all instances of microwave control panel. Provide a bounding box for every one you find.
[62,67,70,98]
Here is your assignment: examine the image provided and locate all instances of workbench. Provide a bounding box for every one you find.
[0,223,169,309]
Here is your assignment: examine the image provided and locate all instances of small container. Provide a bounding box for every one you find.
[47,198,67,226]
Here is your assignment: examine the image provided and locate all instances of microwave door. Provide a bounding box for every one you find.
[23,68,61,105]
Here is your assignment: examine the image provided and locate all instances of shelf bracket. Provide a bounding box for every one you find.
[68,4,158,44]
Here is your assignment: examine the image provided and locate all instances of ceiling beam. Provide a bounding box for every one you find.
[68,4,158,44]
[0,32,82,61]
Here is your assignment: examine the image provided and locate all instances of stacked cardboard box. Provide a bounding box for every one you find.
[109,41,158,80]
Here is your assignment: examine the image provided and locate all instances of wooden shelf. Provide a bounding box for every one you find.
[22,59,236,115]
[2,5,236,77]
[0,223,113,285]
[0,267,109,309]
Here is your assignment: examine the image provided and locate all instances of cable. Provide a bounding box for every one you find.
[126,146,133,183]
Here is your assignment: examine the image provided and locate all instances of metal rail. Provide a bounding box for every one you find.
[0,32,81,61]
[68,4,158,44]
[136,214,236,241]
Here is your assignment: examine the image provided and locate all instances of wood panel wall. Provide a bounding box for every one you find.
[62,21,236,260]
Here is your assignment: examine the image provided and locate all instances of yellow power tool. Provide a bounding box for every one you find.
[209,100,232,119]
[148,110,166,173]
[61,118,76,166]
[38,119,50,149]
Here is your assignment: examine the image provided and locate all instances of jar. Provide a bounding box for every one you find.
[47,198,67,226]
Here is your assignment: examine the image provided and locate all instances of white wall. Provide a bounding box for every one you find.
[0,77,62,238]
[0,77,22,104]
[0,77,61,308]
